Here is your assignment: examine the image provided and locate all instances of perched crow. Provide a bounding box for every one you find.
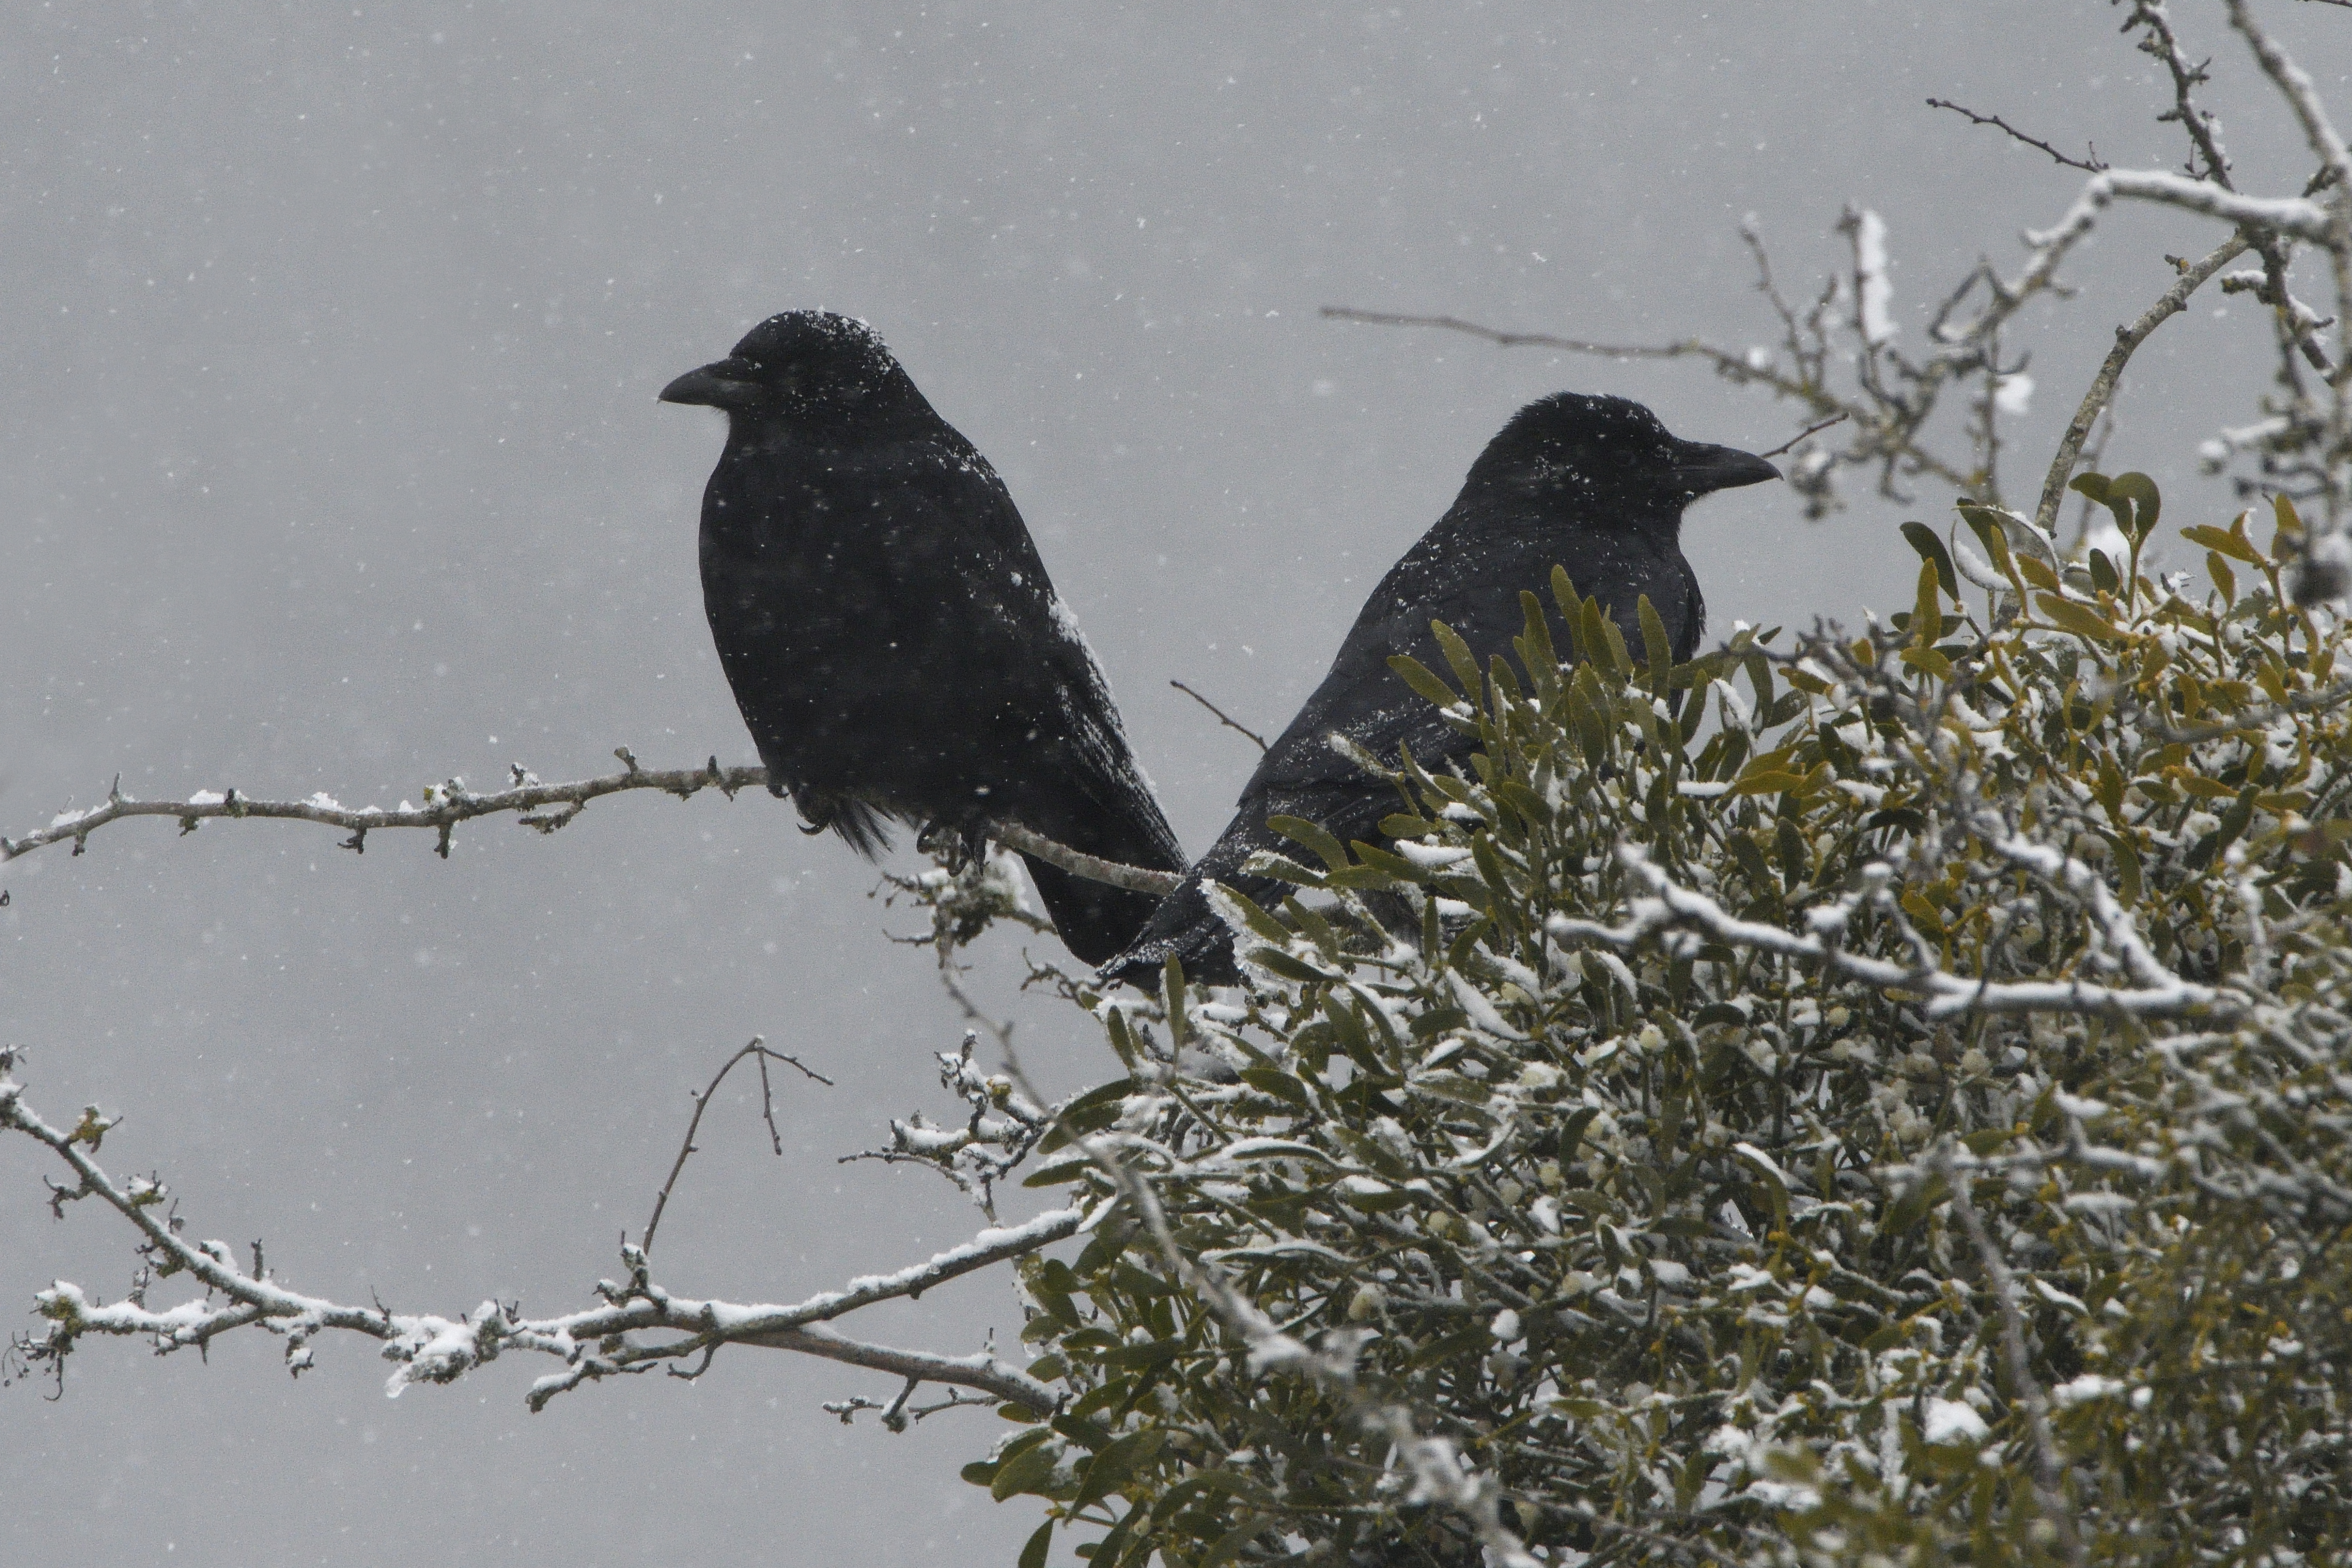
[661,311,1186,965]
[1102,392,1778,987]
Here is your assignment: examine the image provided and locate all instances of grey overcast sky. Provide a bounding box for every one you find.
[4,4,2344,1565]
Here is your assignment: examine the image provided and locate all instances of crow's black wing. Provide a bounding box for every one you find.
[899,438,1189,918]
[700,428,1181,960]
[1102,502,1700,987]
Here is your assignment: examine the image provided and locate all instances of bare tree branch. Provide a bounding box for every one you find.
[2226,0,2352,391]
[0,754,1182,897]
[1317,306,1706,362]
[1321,297,1979,505]
[1927,97,2106,173]
[1327,182,2117,517]
[2226,0,2352,187]
[2129,0,2341,380]
[1316,303,1868,439]
[1330,15,2349,536]
[839,1028,1054,1222]
[824,1380,997,1431]
[2124,1,2236,185]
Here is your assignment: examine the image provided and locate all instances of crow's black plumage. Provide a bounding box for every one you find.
[661,311,1186,965]
[1102,392,1778,987]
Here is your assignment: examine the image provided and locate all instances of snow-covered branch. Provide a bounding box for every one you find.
[1,1056,1074,1415]
[2086,169,2337,245]
[1548,844,2237,1024]
[2226,0,2352,191]
[841,1029,1056,1221]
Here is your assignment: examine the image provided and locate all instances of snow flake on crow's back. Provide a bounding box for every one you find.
[1046,593,1093,656]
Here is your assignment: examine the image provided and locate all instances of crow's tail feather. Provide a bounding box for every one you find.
[1021,856,1175,968]
[831,800,894,858]
[1011,787,1188,967]
[780,785,893,859]
[1095,874,1243,989]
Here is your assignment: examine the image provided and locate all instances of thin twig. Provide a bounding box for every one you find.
[640,1037,830,1256]
[824,1377,1000,1430]
[1319,306,1693,359]
[2034,232,2253,531]
[1318,305,1875,443]
[1927,97,2107,173]
[837,1027,1056,1221]
[1324,286,1983,503]
[1170,680,1269,752]
[1758,412,1849,459]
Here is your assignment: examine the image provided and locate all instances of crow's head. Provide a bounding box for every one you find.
[1467,392,1778,511]
[660,311,931,426]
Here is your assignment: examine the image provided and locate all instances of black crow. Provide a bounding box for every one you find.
[661,311,1186,965]
[1102,392,1777,987]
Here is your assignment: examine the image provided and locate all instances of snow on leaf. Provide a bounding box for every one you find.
[2052,1375,2127,1410]
[1921,1399,1990,1445]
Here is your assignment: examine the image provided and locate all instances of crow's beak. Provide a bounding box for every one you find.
[659,357,763,409]
[1672,441,1781,494]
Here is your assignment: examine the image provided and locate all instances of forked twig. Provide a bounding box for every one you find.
[640,1037,832,1255]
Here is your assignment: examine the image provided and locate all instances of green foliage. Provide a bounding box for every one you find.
[972,486,2352,1567]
